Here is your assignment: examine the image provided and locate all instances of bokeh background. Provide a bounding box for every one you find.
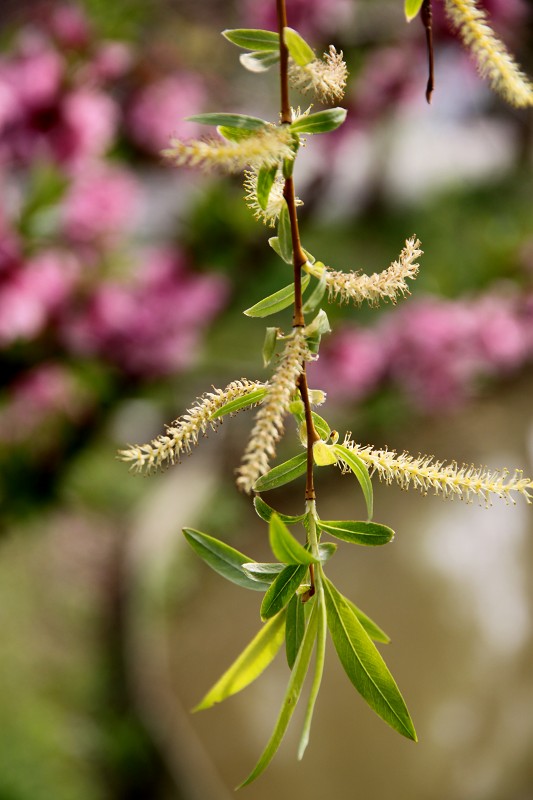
[1,1,533,798]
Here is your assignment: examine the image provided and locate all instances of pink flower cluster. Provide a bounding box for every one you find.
[312,290,533,412]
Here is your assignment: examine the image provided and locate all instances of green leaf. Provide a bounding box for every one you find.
[194,610,287,711]
[345,598,390,644]
[318,520,394,546]
[323,578,417,741]
[223,28,280,51]
[318,542,337,562]
[290,108,347,135]
[253,451,307,492]
[240,51,280,73]
[242,562,285,584]
[270,514,318,566]
[333,444,374,521]
[305,308,331,337]
[302,271,328,315]
[239,601,319,787]
[261,564,308,620]
[277,200,293,264]
[187,112,268,131]
[253,496,306,525]
[283,27,315,66]
[268,236,292,264]
[209,387,267,420]
[313,441,338,467]
[217,125,256,142]
[298,586,327,758]
[182,529,264,591]
[244,273,310,317]
[404,0,424,21]
[256,164,278,210]
[262,327,278,367]
[285,594,305,668]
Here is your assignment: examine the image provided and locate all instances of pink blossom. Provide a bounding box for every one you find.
[310,326,388,401]
[46,5,91,50]
[241,0,353,38]
[128,74,206,154]
[58,88,119,167]
[63,247,228,377]
[62,165,141,243]
[0,250,79,345]
[0,33,63,113]
[473,293,528,372]
[88,41,134,82]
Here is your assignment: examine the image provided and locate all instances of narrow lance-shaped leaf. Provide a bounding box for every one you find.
[244,273,310,317]
[256,164,278,210]
[253,496,306,525]
[223,28,280,51]
[182,529,264,591]
[253,451,307,492]
[333,443,374,520]
[277,200,293,264]
[210,387,267,420]
[240,51,280,73]
[318,519,394,546]
[242,562,285,584]
[291,108,347,135]
[404,0,424,22]
[345,597,390,645]
[283,27,315,66]
[285,594,305,669]
[323,577,417,741]
[298,585,327,759]
[239,601,319,787]
[187,112,268,130]
[261,564,308,620]
[269,513,318,566]
[194,610,287,711]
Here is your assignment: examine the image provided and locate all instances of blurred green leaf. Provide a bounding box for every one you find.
[223,28,280,51]
[242,562,285,584]
[253,496,307,525]
[187,113,268,130]
[182,529,264,591]
[210,387,267,419]
[278,201,293,263]
[298,586,327,758]
[262,327,278,367]
[240,51,280,72]
[404,0,424,21]
[291,109,347,134]
[257,164,278,210]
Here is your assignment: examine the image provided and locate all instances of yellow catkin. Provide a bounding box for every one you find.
[162,127,295,173]
[307,237,422,307]
[237,329,313,493]
[288,46,348,103]
[342,436,533,506]
[118,379,265,473]
[444,0,533,107]
[243,168,303,227]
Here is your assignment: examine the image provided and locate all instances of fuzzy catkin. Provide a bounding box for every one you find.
[444,0,533,107]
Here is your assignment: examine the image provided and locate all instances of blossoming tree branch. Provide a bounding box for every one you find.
[120,0,533,786]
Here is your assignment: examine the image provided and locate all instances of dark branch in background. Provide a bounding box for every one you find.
[421,0,435,104]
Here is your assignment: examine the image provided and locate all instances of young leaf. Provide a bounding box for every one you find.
[182,528,264,591]
[244,273,310,317]
[217,125,256,142]
[298,586,327,759]
[310,411,331,440]
[323,577,417,741]
[277,200,293,264]
[223,28,280,51]
[269,513,318,566]
[261,564,308,620]
[256,164,278,210]
[345,598,391,644]
[210,387,267,420]
[333,443,374,520]
[268,235,292,264]
[290,108,347,135]
[253,496,306,525]
[263,327,278,367]
[239,601,319,787]
[318,542,337,562]
[313,441,338,467]
[305,308,331,337]
[302,271,328,315]
[240,51,280,73]
[194,610,287,711]
[253,451,307,492]
[283,27,315,67]
[404,0,424,22]
[242,562,285,584]
[318,520,394,546]
[285,594,305,668]
[187,112,267,130]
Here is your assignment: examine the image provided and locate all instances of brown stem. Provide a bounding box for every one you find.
[277,0,319,595]
[421,0,435,104]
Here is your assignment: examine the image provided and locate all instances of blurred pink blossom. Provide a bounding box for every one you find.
[473,293,528,372]
[128,74,207,154]
[63,247,228,377]
[62,165,141,243]
[310,327,388,401]
[88,41,134,82]
[45,5,91,50]
[59,88,119,168]
[241,0,353,38]
[0,250,79,344]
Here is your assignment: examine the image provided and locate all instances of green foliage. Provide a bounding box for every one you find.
[404,0,425,21]
[283,27,315,66]
[244,274,310,317]
[290,109,347,134]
